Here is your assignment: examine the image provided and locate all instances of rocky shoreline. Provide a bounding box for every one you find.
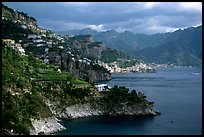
[29,90,161,135]
[30,99,160,134]
[29,101,160,135]
[30,117,66,135]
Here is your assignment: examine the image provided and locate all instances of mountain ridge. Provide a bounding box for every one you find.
[57,25,202,66]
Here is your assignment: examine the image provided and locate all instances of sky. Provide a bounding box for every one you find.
[3,2,202,34]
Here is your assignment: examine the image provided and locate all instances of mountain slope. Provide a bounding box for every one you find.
[57,25,202,66]
[134,26,202,66]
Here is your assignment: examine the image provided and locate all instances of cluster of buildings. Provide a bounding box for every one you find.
[3,39,25,56]
[2,4,49,35]
[128,63,156,73]
[97,60,155,73]
[26,33,65,47]
[3,4,156,75]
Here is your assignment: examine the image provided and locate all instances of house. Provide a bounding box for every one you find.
[45,48,49,53]
[3,40,25,56]
[2,39,15,44]
[36,44,45,47]
[33,39,44,43]
[95,84,109,92]
[15,43,25,56]
[28,34,41,39]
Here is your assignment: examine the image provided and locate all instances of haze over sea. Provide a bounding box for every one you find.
[55,67,202,135]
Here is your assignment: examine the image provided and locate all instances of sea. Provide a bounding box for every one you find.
[54,67,202,135]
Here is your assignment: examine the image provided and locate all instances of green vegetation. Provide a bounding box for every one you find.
[99,85,148,109]
[101,49,131,63]
[64,87,91,99]
[2,4,158,135]
[60,26,202,66]
[2,19,32,42]
[2,43,92,135]
[118,59,140,68]
[70,35,92,42]
[2,4,37,22]
[87,42,103,48]
[63,33,137,66]
[25,45,46,55]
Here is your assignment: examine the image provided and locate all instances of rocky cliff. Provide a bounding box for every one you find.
[46,101,160,120]
[2,44,160,135]
[48,50,111,83]
[44,86,160,120]
[2,5,160,135]
[30,117,66,135]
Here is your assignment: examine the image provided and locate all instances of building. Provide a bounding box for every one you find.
[2,39,15,44]
[15,43,25,56]
[3,39,25,56]
[28,34,41,39]
[95,84,109,92]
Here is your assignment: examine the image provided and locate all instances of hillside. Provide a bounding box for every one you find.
[2,10,111,83]
[2,2,147,81]
[62,34,134,63]
[2,4,160,135]
[2,44,91,134]
[58,25,202,66]
[134,26,202,66]
[2,44,160,135]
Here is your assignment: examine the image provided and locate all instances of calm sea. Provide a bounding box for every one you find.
[54,67,202,135]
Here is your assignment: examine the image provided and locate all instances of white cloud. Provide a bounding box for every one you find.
[87,24,107,32]
[148,26,179,33]
[179,2,202,13]
[5,2,202,34]
[144,2,160,9]
[64,2,90,6]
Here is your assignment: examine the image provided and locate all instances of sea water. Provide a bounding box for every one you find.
[54,67,202,135]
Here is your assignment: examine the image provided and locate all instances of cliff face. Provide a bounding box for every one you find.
[44,86,160,120]
[49,50,111,83]
[30,117,66,135]
[46,98,160,120]
[2,5,160,135]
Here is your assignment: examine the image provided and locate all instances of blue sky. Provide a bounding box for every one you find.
[3,2,202,34]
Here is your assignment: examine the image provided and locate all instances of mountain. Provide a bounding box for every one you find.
[2,3,141,83]
[59,28,98,36]
[2,44,159,135]
[2,5,111,83]
[134,26,202,66]
[61,34,133,63]
[2,4,160,135]
[57,25,202,66]
[56,28,169,52]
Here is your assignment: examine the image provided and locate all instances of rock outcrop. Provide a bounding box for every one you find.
[30,117,66,135]
[46,98,160,120]
[49,50,111,83]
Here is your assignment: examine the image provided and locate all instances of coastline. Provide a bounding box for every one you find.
[30,116,66,135]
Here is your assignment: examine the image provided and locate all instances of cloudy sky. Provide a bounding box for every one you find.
[3,2,202,34]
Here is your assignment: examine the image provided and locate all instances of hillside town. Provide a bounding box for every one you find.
[3,34,156,74]
[2,3,155,74]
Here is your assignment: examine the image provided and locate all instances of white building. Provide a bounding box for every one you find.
[28,34,41,39]
[33,39,44,43]
[45,48,49,53]
[95,84,109,92]
[36,44,44,47]
[18,47,25,56]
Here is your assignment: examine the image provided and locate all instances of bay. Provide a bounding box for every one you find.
[54,67,202,135]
